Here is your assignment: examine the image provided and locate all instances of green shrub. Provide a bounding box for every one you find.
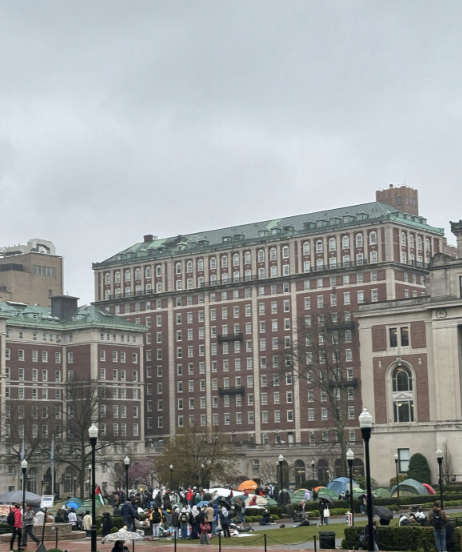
[343,525,461,551]
[408,453,432,484]
[272,514,279,520]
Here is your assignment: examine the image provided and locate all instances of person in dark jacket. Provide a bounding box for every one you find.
[55,508,66,523]
[219,507,231,537]
[121,500,137,532]
[428,502,449,552]
[102,512,113,537]
[364,520,379,551]
[445,520,455,552]
[172,507,181,539]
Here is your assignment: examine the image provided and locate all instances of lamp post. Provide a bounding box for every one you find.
[394,453,400,498]
[170,464,173,492]
[88,423,98,552]
[278,454,284,490]
[21,459,28,522]
[124,456,130,499]
[311,460,315,480]
[201,464,205,488]
[74,476,77,496]
[359,408,374,552]
[436,449,444,509]
[346,449,354,526]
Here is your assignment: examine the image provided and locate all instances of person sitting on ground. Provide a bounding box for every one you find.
[259,509,274,526]
[399,514,410,526]
[414,507,426,524]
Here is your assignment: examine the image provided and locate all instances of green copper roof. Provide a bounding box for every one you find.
[0,302,146,332]
[94,201,444,268]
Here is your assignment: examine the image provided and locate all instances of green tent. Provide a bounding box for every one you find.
[373,488,391,498]
[390,478,429,497]
[318,488,338,499]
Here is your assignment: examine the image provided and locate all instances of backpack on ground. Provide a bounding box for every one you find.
[180,512,189,523]
[432,510,445,530]
[7,511,15,526]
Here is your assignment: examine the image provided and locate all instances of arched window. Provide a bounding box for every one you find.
[115,271,121,283]
[145,267,151,279]
[175,262,182,274]
[316,240,323,253]
[244,251,251,264]
[392,366,415,423]
[342,236,350,249]
[124,270,131,282]
[210,257,216,269]
[233,254,240,266]
[156,265,162,277]
[64,465,77,494]
[197,259,204,271]
[282,246,289,259]
[186,260,193,273]
[135,268,141,280]
[355,233,363,247]
[257,249,264,262]
[401,232,407,246]
[104,273,110,285]
[303,242,310,255]
[409,234,415,248]
[221,255,228,268]
[329,238,336,251]
[317,459,329,483]
[270,248,277,261]
[418,236,423,250]
[369,231,377,245]
[425,238,431,252]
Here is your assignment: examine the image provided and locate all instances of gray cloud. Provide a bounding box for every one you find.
[0,0,461,302]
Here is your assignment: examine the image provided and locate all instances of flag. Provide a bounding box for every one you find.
[95,485,105,506]
[50,436,54,473]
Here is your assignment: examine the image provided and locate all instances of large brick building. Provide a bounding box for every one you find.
[356,220,462,486]
[0,295,146,495]
[93,187,445,482]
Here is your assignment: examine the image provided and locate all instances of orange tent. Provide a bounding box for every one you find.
[314,486,325,491]
[238,480,258,492]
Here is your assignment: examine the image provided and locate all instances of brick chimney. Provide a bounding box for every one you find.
[376,184,419,216]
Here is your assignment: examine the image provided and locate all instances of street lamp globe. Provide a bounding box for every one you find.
[346,449,354,462]
[436,449,443,461]
[124,456,130,466]
[170,464,173,470]
[278,454,284,463]
[21,459,28,470]
[394,453,399,462]
[88,423,99,440]
[358,408,373,428]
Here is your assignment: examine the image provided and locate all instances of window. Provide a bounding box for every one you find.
[342,236,349,249]
[393,366,414,422]
[316,240,323,253]
[282,245,289,258]
[397,448,411,472]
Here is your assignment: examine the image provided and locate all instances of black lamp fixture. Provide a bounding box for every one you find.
[436,448,444,509]
[359,408,374,552]
[278,454,284,489]
[88,423,98,552]
[394,453,400,498]
[346,448,354,526]
[124,456,130,498]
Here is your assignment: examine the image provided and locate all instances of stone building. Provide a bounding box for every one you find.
[0,239,63,306]
[356,220,462,485]
[93,187,444,482]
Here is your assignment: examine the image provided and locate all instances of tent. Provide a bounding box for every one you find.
[327,477,359,496]
[244,495,267,508]
[318,488,338,499]
[238,480,258,492]
[390,479,429,497]
[0,490,41,507]
[373,488,392,498]
[423,484,436,495]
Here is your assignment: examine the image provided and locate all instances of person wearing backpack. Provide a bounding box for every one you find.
[149,507,163,540]
[179,507,189,539]
[9,503,23,551]
[219,506,231,538]
[428,501,449,552]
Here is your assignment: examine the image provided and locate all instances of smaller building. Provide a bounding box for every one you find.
[356,219,462,486]
[0,239,63,306]
[0,295,146,496]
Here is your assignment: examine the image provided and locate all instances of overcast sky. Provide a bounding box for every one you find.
[1,1,461,304]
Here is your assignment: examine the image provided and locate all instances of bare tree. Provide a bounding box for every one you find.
[442,441,454,485]
[275,308,355,477]
[258,459,295,487]
[156,423,239,488]
[109,447,160,491]
[51,377,118,498]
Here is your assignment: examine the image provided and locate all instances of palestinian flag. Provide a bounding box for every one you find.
[95,485,105,506]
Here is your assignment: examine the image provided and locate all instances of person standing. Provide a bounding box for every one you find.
[219,507,231,538]
[121,500,136,532]
[83,510,92,538]
[23,503,40,547]
[149,506,162,540]
[428,502,449,552]
[102,512,113,538]
[200,520,211,545]
[444,520,456,552]
[9,503,23,551]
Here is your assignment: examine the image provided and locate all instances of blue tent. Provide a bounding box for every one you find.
[327,477,359,496]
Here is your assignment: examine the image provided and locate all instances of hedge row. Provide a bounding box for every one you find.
[342,526,461,552]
